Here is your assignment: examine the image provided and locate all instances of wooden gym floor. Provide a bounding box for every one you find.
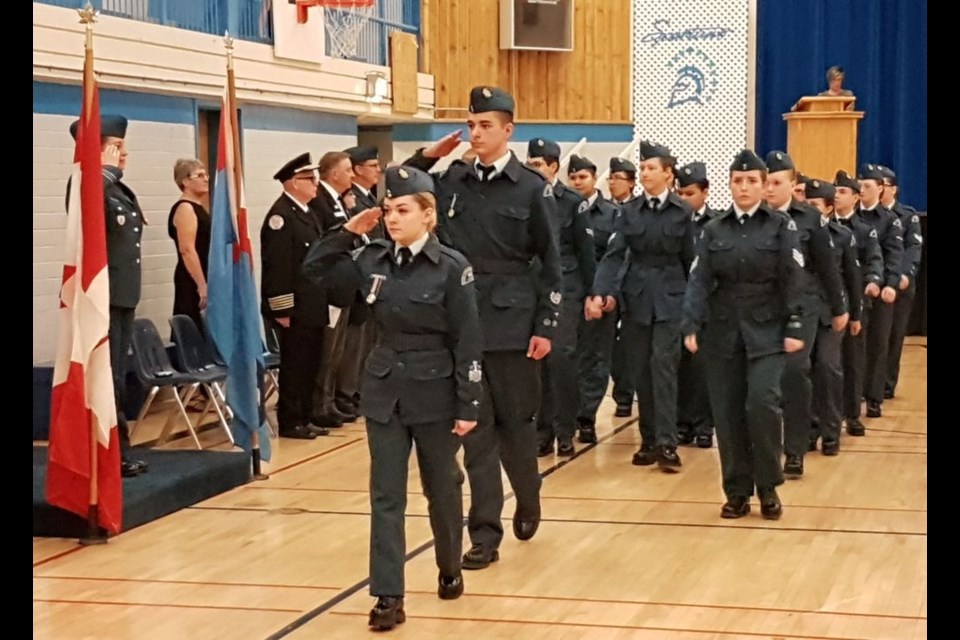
[33,338,926,639]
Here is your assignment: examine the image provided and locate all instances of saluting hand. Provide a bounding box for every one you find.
[101,143,121,169]
[422,130,463,159]
[453,420,476,436]
[784,338,804,353]
[880,286,897,304]
[343,207,383,235]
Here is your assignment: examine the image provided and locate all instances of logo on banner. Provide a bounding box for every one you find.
[666,47,718,109]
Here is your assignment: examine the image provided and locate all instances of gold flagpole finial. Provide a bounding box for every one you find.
[78,2,98,51]
[224,31,235,68]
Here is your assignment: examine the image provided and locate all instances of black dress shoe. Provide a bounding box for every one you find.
[808,438,819,453]
[696,434,713,449]
[536,440,554,457]
[846,417,866,436]
[279,425,318,440]
[865,401,882,418]
[783,455,804,478]
[632,444,658,466]
[513,510,540,541]
[312,414,344,429]
[883,388,895,400]
[577,424,598,444]
[368,596,405,631]
[557,439,575,457]
[462,544,499,570]
[759,488,783,520]
[614,403,632,417]
[677,428,695,446]
[720,496,750,519]
[657,446,682,472]
[821,440,840,456]
[305,423,331,436]
[438,573,464,600]
[120,459,145,478]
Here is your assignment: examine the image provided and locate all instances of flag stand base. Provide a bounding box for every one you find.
[252,448,269,481]
[79,505,108,545]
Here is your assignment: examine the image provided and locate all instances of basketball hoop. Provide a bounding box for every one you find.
[297,0,375,60]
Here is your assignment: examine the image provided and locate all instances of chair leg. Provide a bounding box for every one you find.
[158,383,202,449]
[206,383,235,445]
[130,386,161,439]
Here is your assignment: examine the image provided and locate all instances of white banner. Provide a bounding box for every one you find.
[632,0,749,207]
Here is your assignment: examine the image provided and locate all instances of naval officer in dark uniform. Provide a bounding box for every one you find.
[526,138,596,457]
[568,155,620,443]
[260,153,342,440]
[404,86,562,570]
[67,114,148,477]
[856,164,903,419]
[302,166,481,632]
[763,151,847,478]
[804,178,863,454]
[878,165,922,400]
[674,161,720,448]
[587,141,696,471]
[682,150,805,520]
[832,170,884,437]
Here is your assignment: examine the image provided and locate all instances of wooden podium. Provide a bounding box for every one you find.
[783,96,863,181]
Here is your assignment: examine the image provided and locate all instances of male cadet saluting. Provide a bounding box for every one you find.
[856,163,903,420]
[675,161,721,449]
[526,138,595,457]
[261,153,343,440]
[832,170,884,437]
[878,165,922,401]
[404,86,562,570]
[67,114,149,478]
[567,154,620,444]
[763,151,847,479]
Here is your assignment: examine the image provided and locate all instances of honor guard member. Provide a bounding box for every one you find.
[605,157,641,418]
[67,114,148,478]
[681,149,805,520]
[878,165,922,400]
[302,166,482,632]
[675,161,720,448]
[587,141,696,471]
[568,155,620,443]
[261,152,339,440]
[804,179,863,454]
[833,170,883,436]
[856,163,904,419]
[404,86,562,570]
[764,151,847,478]
[527,139,596,457]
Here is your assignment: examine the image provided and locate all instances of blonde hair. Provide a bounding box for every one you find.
[174,158,204,190]
[385,192,438,232]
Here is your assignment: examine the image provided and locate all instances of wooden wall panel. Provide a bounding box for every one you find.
[425,0,631,122]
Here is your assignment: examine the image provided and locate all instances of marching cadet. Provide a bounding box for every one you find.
[763,151,847,479]
[587,141,696,472]
[302,166,481,632]
[878,165,923,399]
[606,157,640,418]
[261,152,342,440]
[804,179,863,454]
[857,164,904,419]
[567,154,620,444]
[674,161,720,448]
[833,170,884,436]
[404,86,562,570]
[67,114,148,477]
[681,149,805,520]
[527,139,596,457]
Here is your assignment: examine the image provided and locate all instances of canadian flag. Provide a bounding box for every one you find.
[45,54,122,534]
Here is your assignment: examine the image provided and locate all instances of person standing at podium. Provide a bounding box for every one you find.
[819,66,854,98]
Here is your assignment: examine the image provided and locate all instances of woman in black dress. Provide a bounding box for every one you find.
[168,158,211,330]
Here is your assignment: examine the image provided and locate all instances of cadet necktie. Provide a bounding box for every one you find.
[478,164,495,182]
[397,247,413,268]
[649,197,660,210]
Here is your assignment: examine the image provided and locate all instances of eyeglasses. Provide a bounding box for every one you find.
[295,175,319,183]
[189,171,209,179]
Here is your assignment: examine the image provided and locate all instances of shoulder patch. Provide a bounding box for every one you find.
[543,182,553,198]
[892,218,902,228]
[911,215,919,224]
[460,265,474,286]
[268,214,284,230]
[914,233,923,244]
[787,219,798,231]
[792,248,805,267]
[869,228,878,239]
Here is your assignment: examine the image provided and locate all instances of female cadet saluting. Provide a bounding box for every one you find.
[681,150,805,521]
[302,166,482,632]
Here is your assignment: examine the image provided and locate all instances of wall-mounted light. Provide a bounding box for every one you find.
[365,71,389,103]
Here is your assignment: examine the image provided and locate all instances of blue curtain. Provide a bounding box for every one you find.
[756,0,926,210]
